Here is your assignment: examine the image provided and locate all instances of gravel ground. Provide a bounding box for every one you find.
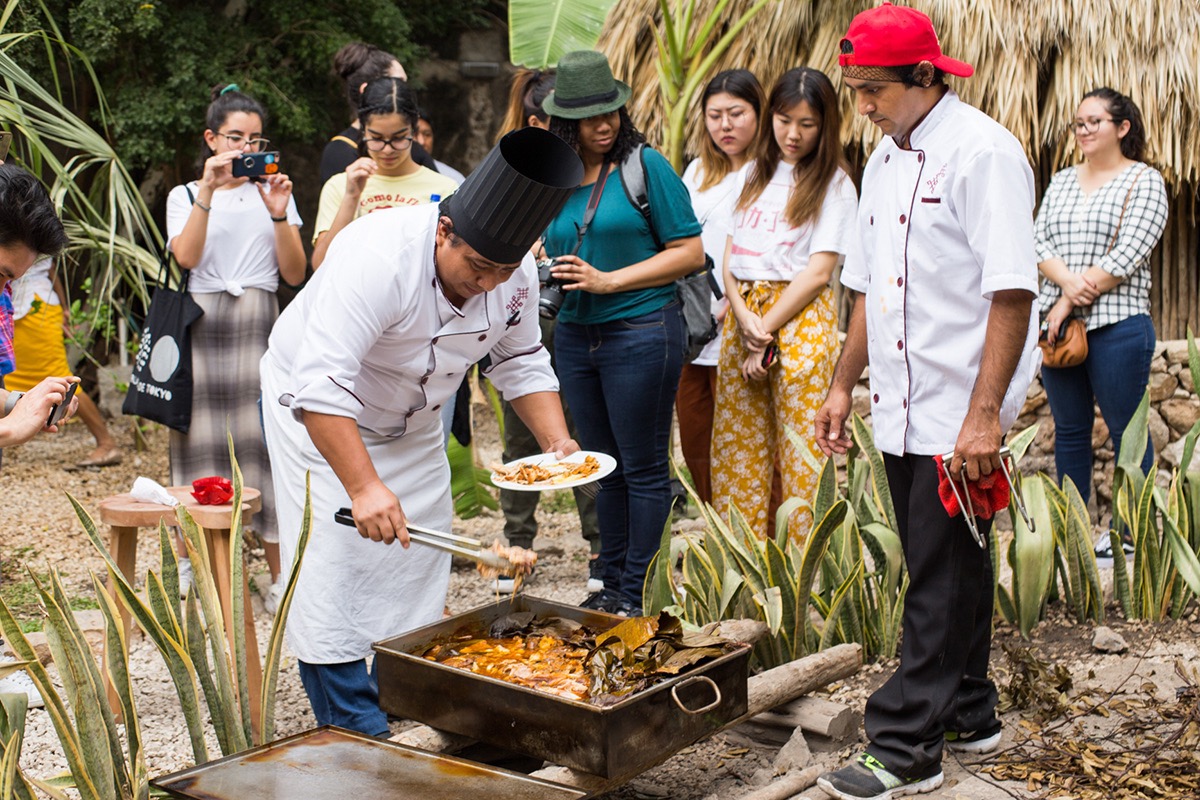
[4,402,1200,799]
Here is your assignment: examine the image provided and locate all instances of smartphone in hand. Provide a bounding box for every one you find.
[761,343,781,369]
[47,381,78,427]
[231,151,281,180]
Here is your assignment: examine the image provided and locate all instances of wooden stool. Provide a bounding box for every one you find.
[98,486,264,735]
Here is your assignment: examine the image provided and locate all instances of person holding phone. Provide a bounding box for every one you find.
[167,84,305,610]
[311,77,457,271]
[710,67,857,542]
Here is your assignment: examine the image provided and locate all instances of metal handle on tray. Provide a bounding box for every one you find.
[670,675,722,715]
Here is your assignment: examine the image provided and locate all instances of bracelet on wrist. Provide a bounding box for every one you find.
[194,200,212,213]
[3,391,24,416]
[270,215,288,223]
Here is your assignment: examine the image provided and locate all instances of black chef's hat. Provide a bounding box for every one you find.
[445,127,583,264]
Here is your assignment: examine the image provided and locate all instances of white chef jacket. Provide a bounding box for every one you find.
[261,203,558,663]
[841,91,1040,457]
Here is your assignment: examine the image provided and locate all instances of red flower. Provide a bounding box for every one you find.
[192,476,234,505]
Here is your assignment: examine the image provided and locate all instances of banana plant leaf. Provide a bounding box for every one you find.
[509,0,620,68]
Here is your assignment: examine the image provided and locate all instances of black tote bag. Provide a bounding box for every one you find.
[122,251,204,432]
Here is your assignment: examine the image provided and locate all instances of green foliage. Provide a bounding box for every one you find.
[650,0,775,171]
[645,414,906,668]
[448,434,499,519]
[508,0,619,68]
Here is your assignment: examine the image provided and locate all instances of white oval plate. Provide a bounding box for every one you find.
[490,450,617,492]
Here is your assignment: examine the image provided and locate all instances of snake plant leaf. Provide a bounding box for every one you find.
[1006,424,1039,463]
[225,440,254,746]
[1009,474,1055,637]
[508,0,619,68]
[89,574,144,787]
[717,569,745,619]
[773,497,809,549]
[1162,512,1200,596]
[645,522,678,615]
[157,526,180,614]
[1188,327,1200,409]
[859,522,903,594]
[764,538,796,657]
[819,561,864,651]
[0,695,36,800]
[851,415,899,531]
[1116,388,1151,484]
[752,586,783,634]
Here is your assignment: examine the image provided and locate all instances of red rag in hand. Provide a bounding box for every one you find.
[192,476,234,505]
[933,454,1010,520]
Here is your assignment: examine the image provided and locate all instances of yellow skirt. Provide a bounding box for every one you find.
[7,298,71,392]
[710,280,839,543]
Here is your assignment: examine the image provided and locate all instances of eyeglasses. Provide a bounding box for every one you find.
[217,132,270,151]
[706,109,753,126]
[1070,118,1113,135]
[364,135,415,152]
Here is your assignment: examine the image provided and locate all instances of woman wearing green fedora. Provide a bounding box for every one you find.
[542,50,705,617]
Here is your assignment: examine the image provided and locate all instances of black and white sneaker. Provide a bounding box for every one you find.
[580,588,622,613]
[817,753,942,800]
[586,557,604,593]
[945,724,1002,754]
[1094,534,1134,567]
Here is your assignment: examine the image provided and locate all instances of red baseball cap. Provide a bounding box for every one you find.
[839,2,974,78]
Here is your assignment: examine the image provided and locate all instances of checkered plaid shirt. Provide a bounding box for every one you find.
[1035,163,1169,330]
[0,282,14,377]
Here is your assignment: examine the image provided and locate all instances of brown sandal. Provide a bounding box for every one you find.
[76,447,123,468]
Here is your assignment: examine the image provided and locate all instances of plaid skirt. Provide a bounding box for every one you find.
[170,288,279,541]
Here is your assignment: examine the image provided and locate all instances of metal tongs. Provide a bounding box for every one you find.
[334,508,510,570]
[938,446,1034,549]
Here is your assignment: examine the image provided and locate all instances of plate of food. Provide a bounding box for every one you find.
[490,451,616,492]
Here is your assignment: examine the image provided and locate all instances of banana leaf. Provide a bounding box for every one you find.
[509,0,619,68]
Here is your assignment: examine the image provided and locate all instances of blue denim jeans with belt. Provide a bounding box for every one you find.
[1040,313,1156,506]
[554,301,685,606]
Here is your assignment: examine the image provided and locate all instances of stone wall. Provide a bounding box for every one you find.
[849,339,1200,525]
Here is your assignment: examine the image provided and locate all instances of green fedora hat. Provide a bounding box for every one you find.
[542,50,632,120]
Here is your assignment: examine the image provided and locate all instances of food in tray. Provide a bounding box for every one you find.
[475,541,538,588]
[418,610,737,704]
[491,454,601,486]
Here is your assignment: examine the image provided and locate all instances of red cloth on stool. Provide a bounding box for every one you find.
[192,476,233,505]
[933,454,1010,519]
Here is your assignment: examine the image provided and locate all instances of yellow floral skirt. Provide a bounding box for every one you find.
[710,280,838,543]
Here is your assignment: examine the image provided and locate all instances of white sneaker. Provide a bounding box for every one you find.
[263,580,285,617]
[0,652,45,709]
[586,557,604,593]
[177,557,194,599]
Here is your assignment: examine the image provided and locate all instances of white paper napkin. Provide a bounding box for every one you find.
[130,477,179,507]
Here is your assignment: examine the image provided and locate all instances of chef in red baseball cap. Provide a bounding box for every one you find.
[815,4,1040,799]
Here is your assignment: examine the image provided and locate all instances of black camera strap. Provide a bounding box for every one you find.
[570,156,612,256]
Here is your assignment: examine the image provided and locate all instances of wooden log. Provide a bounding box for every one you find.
[704,618,771,645]
[741,643,862,721]
[735,766,821,800]
[754,696,861,740]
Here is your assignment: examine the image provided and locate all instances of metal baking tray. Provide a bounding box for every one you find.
[151,726,585,799]
[374,595,750,780]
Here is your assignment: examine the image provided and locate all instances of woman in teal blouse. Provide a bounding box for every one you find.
[543,51,704,616]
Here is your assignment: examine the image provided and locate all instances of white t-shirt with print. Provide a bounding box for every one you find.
[728,163,857,282]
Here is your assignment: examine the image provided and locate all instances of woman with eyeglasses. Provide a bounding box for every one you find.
[167,84,305,601]
[1035,87,1168,562]
[312,77,458,270]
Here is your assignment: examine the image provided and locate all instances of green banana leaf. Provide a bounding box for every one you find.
[508,0,619,68]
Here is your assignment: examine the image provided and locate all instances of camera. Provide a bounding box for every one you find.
[231,151,281,180]
[536,258,568,319]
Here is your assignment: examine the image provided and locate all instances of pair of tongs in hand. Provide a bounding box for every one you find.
[334,508,510,570]
[939,446,1034,549]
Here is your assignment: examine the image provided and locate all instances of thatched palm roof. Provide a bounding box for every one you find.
[598,0,1200,186]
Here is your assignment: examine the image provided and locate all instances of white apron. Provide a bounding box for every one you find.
[263,353,452,664]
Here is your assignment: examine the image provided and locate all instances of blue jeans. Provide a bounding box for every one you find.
[555,301,685,605]
[298,657,388,736]
[1040,314,1155,506]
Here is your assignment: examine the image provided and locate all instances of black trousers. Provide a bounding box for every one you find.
[865,453,999,780]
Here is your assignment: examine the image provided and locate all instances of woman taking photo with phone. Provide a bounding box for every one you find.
[542,50,704,616]
[710,67,857,542]
[678,69,764,506]
[312,77,457,270]
[167,84,305,609]
[1035,87,1168,562]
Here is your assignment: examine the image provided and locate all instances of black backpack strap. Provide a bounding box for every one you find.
[618,144,663,251]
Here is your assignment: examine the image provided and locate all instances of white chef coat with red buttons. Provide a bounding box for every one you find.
[841,90,1040,457]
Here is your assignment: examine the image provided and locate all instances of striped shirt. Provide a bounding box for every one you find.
[1034,163,1169,330]
[0,282,14,376]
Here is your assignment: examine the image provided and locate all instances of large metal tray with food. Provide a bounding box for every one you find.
[151,726,586,799]
[373,595,750,780]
